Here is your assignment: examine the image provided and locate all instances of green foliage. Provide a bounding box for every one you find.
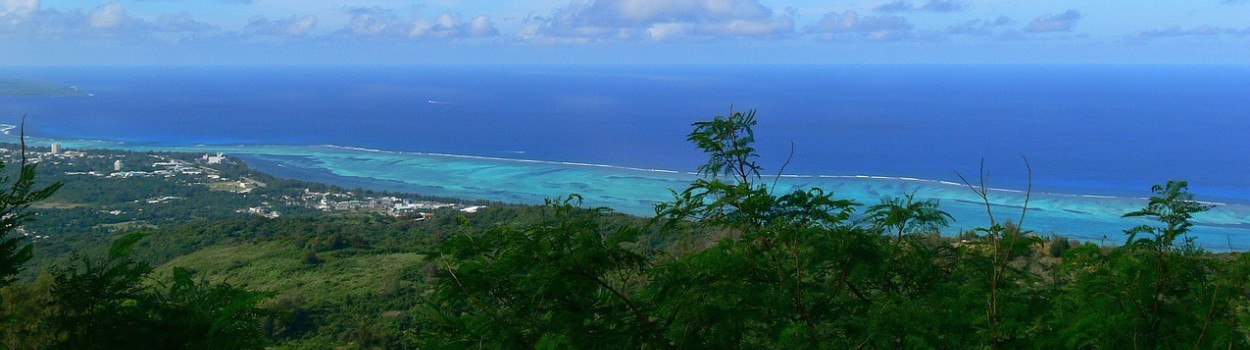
[6,109,1250,349]
[645,221,885,348]
[48,233,158,349]
[1123,180,1213,251]
[865,191,954,240]
[650,109,893,348]
[658,108,856,231]
[2,270,57,348]
[420,195,659,349]
[300,250,324,265]
[418,107,1250,350]
[0,142,62,350]
[0,151,63,286]
[1044,234,1074,258]
[45,232,271,350]
[1043,181,1247,349]
[150,267,272,350]
[687,108,761,182]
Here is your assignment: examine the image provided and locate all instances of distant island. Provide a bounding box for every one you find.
[0,78,90,97]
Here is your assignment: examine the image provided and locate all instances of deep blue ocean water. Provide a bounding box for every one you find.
[3,64,1250,248]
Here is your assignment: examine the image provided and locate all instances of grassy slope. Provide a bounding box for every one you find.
[154,239,429,348]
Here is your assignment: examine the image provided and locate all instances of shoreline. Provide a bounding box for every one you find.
[6,133,1250,250]
[9,131,1232,207]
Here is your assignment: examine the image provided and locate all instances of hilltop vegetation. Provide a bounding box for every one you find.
[3,110,1250,349]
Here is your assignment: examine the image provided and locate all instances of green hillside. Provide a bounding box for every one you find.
[2,111,1249,349]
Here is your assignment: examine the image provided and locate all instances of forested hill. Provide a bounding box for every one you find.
[3,111,1250,349]
[2,143,492,279]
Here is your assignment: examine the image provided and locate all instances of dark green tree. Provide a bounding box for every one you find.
[148,267,272,350]
[48,233,157,349]
[420,196,659,349]
[954,160,1045,349]
[417,107,1250,350]
[0,139,63,287]
[650,108,887,348]
[0,128,62,350]
[1118,180,1216,347]
[1123,180,1213,252]
[47,232,271,350]
[657,108,857,231]
[864,191,953,241]
[1044,181,1246,349]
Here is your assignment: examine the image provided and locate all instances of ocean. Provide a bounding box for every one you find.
[2,64,1249,248]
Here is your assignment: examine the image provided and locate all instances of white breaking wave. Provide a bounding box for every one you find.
[6,136,1230,208]
[317,144,693,176]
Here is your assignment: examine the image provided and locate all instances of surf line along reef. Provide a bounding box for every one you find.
[13,131,1250,250]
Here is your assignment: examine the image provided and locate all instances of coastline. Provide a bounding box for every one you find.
[13,133,1215,204]
[7,132,1250,250]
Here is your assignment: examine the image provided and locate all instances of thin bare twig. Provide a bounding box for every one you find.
[956,157,1033,350]
[957,160,1002,349]
[1193,281,1222,350]
[19,114,28,168]
[1017,156,1033,228]
[955,158,996,227]
[770,141,795,195]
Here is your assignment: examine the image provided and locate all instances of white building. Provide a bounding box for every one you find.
[113,160,123,171]
[460,206,487,213]
[50,142,60,154]
[204,152,226,164]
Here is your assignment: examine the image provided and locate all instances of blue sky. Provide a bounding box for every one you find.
[2,0,1249,65]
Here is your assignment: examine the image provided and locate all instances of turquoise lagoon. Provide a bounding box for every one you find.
[6,65,1250,249]
[18,136,1250,250]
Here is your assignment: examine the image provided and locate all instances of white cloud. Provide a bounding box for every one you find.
[245,15,316,36]
[0,1,216,40]
[342,7,397,37]
[805,10,913,41]
[154,12,217,32]
[0,0,38,18]
[468,15,497,36]
[946,15,1013,36]
[922,0,964,12]
[873,1,912,13]
[87,2,131,29]
[704,18,792,36]
[1132,25,1249,39]
[645,22,688,40]
[133,0,255,3]
[610,0,771,23]
[409,13,498,38]
[338,7,498,39]
[1025,9,1080,33]
[0,0,38,30]
[874,0,965,13]
[522,0,794,42]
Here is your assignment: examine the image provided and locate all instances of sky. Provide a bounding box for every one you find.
[1,0,1249,65]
